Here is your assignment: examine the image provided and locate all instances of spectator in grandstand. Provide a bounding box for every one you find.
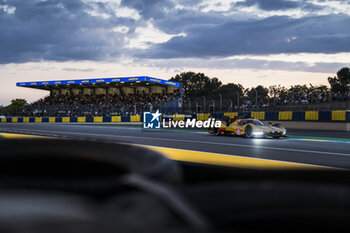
[22,91,180,117]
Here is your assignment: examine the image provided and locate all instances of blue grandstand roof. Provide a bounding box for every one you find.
[16,76,180,88]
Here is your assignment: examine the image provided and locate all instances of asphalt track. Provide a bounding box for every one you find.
[1,123,350,169]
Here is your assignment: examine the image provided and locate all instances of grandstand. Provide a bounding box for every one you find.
[17,76,182,116]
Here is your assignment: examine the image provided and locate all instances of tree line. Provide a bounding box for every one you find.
[170,67,350,106]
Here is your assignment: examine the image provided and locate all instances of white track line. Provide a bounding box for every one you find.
[2,128,350,157]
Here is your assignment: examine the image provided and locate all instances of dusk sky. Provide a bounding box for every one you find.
[1,0,350,105]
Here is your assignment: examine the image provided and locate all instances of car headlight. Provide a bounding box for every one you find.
[252,131,264,136]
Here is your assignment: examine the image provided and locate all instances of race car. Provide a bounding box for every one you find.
[208,116,287,138]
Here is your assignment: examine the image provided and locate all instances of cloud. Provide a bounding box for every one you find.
[235,0,300,11]
[0,0,349,65]
[233,0,324,12]
[120,0,174,19]
[62,67,95,72]
[140,57,349,73]
[0,0,133,64]
[137,14,350,58]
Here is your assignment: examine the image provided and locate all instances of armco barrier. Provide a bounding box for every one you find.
[121,116,129,122]
[85,117,93,122]
[251,112,265,120]
[332,110,346,121]
[93,116,103,123]
[224,112,238,118]
[173,114,185,121]
[111,116,121,122]
[238,112,251,117]
[70,117,78,123]
[197,113,210,121]
[210,113,224,119]
[77,117,86,123]
[2,110,350,124]
[292,111,305,121]
[278,111,292,120]
[265,112,278,121]
[103,116,111,122]
[305,111,319,121]
[319,111,331,121]
[130,115,141,122]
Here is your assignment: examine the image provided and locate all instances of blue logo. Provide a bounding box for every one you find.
[143,110,161,129]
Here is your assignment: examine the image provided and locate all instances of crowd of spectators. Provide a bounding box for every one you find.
[236,93,350,111]
[22,91,180,117]
[185,91,350,113]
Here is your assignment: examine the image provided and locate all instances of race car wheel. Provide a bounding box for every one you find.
[245,125,253,138]
[208,126,220,136]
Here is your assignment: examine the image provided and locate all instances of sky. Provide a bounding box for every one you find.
[0,0,350,105]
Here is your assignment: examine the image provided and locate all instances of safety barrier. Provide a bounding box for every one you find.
[111,116,121,122]
[292,111,305,121]
[319,111,332,121]
[173,114,185,121]
[265,112,278,121]
[305,111,319,121]
[1,110,350,123]
[332,110,346,121]
[77,117,86,123]
[251,112,265,120]
[224,112,238,118]
[278,111,292,120]
[130,115,141,122]
[196,113,210,121]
